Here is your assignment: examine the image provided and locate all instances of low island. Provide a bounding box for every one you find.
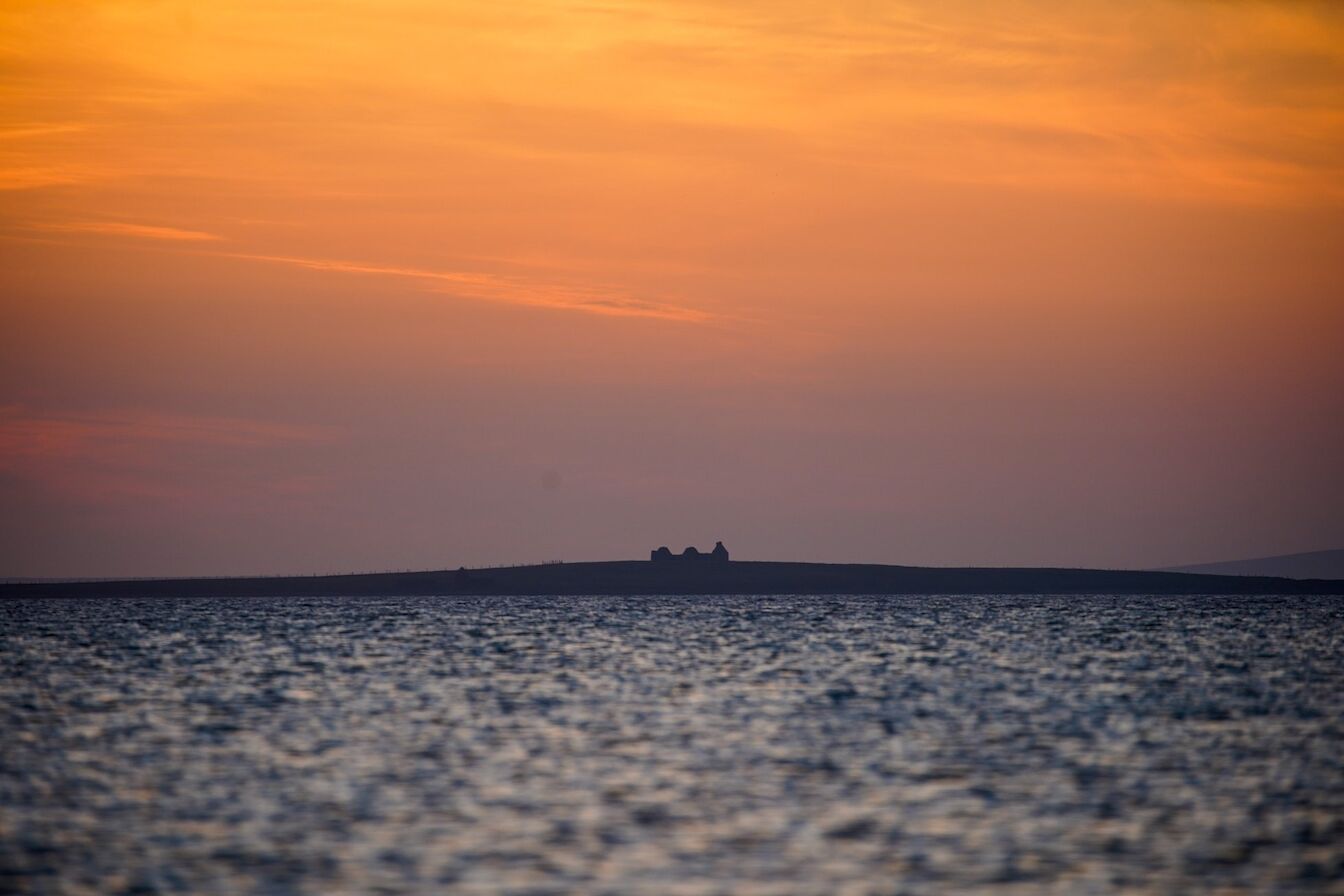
[4,542,1342,597]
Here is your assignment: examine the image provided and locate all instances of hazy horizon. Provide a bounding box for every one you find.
[3,1,1343,578]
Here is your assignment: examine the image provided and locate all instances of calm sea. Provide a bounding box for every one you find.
[2,594,1342,895]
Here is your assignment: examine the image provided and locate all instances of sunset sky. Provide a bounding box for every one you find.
[2,0,1342,576]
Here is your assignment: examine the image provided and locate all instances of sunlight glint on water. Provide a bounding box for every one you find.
[2,594,1342,894]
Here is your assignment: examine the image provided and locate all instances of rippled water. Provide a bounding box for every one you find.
[2,594,1342,895]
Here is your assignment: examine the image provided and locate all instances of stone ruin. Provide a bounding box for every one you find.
[651,541,730,563]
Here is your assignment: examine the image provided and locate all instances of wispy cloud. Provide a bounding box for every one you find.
[3,222,712,322]
[30,221,222,241]
[0,165,100,190]
[228,251,713,322]
[0,406,334,503]
[0,123,87,141]
[3,0,1342,204]
[0,406,329,459]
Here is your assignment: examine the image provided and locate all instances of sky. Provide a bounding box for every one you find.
[2,0,1343,577]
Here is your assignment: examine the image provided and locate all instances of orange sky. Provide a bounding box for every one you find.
[3,0,1343,575]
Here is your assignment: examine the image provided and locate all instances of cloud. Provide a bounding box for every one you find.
[0,406,334,503]
[30,221,222,241]
[0,123,86,141]
[228,251,713,322]
[0,166,100,190]
[6,226,712,322]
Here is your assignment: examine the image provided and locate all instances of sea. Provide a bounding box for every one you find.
[2,594,1341,895]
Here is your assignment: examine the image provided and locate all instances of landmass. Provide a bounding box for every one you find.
[1161,548,1344,580]
[4,548,1342,598]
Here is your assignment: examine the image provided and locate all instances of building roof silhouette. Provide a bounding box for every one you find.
[651,542,729,562]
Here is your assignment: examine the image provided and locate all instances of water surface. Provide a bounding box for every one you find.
[2,594,1342,894]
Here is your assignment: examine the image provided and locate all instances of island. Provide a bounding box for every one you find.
[3,542,1342,598]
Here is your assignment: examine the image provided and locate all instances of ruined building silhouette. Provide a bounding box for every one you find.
[651,541,730,563]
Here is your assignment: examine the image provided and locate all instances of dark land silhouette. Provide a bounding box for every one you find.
[1161,548,1344,580]
[4,552,1342,598]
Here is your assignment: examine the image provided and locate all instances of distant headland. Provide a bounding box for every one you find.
[3,543,1342,598]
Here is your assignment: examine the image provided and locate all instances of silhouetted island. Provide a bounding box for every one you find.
[4,543,1342,598]
[1162,548,1344,580]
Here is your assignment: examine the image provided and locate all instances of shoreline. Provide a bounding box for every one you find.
[3,559,1342,598]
